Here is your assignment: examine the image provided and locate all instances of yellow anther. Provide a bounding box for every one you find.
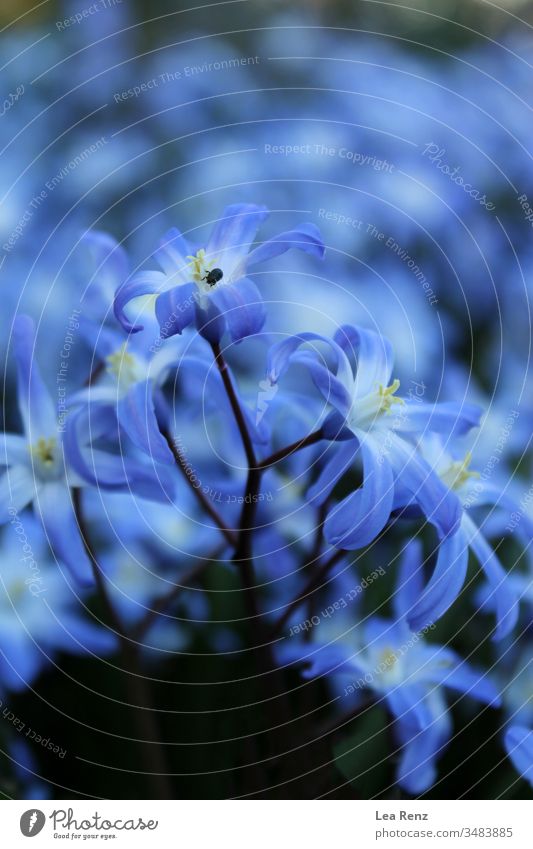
[377,379,405,415]
[379,648,398,672]
[106,342,137,383]
[31,437,56,467]
[441,452,480,492]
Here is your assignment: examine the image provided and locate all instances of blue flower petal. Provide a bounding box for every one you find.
[114,271,165,333]
[388,433,462,539]
[334,325,394,398]
[209,277,266,342]
[194,294,225,344]
[394,539,426,623]
[425,648,501,706]
[307,440,359,505]
[505,726,533,786]
[267,332,353,407]
[324,436,394,550]
[155,282,197,337]
[396,695,451,795]
[407,529,469,634]
[0,466,38,523]
[0,634,42,690]
[0,434,30,467]
[462,514,519,640]
[117,381,174,465]
[207,203,269,263]
[35,481,94,586]
[397,402,483,438]
[64,407,176,503]
[52,612,117,656]
[386,683,434,730]
[13,315,57,440]
[81,230,129,312]
[154,226,191,276]
[291,350,353,417]
[245,222,325,270]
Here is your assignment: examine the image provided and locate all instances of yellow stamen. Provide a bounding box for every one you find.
[106,342,137,383]
[186,249,220,285]
[31,437,56,467]
[379,648,398,672]
[441,452,480,491]
[377,379,405,415]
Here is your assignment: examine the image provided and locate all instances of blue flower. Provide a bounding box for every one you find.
[281,540,500,795]
[67,315,189,468]
[267,324,480,550]
[113,203,325,343]
[0,316,95,585]
[401,435,521,641]
[0,514,115,690]
[504,726,533,788]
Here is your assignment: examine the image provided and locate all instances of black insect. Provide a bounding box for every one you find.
[203,268,224,286]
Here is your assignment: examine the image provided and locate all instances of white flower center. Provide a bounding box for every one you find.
[440,452,479,492]
[106,343,142,390]
[348,379,404,432]
[29,437,60,479]
[187,249,224,293]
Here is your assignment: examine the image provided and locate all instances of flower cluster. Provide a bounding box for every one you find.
[1,203,532,798]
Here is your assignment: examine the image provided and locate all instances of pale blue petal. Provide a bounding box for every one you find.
[245,222,325,270]
[114,271,165,333]
[397,402,483,437]
[334,325,394,398]
[291,350,353,418]
[207,203,269,263]
[35,482,94,586]
[0,434,29,467]
[154,226,191,276]
[0,466,37,523]
[267,332,354,417]
[81,230,129,311]
[13,315,57,439]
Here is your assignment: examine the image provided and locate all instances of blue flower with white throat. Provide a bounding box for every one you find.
[0,514,115,690]
[0,316,95,586]
[113,203,325,343]
[267,324,481,551]
[397,434,521,641]
[280,540,500,795]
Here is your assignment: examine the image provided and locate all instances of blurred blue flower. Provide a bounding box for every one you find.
[0,514,115,691]
[0,316,94,585]
[403,434,522,641]
[281,540,500,794]
[505,726,533,788]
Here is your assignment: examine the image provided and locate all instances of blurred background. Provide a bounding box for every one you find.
[1,0,533,800]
